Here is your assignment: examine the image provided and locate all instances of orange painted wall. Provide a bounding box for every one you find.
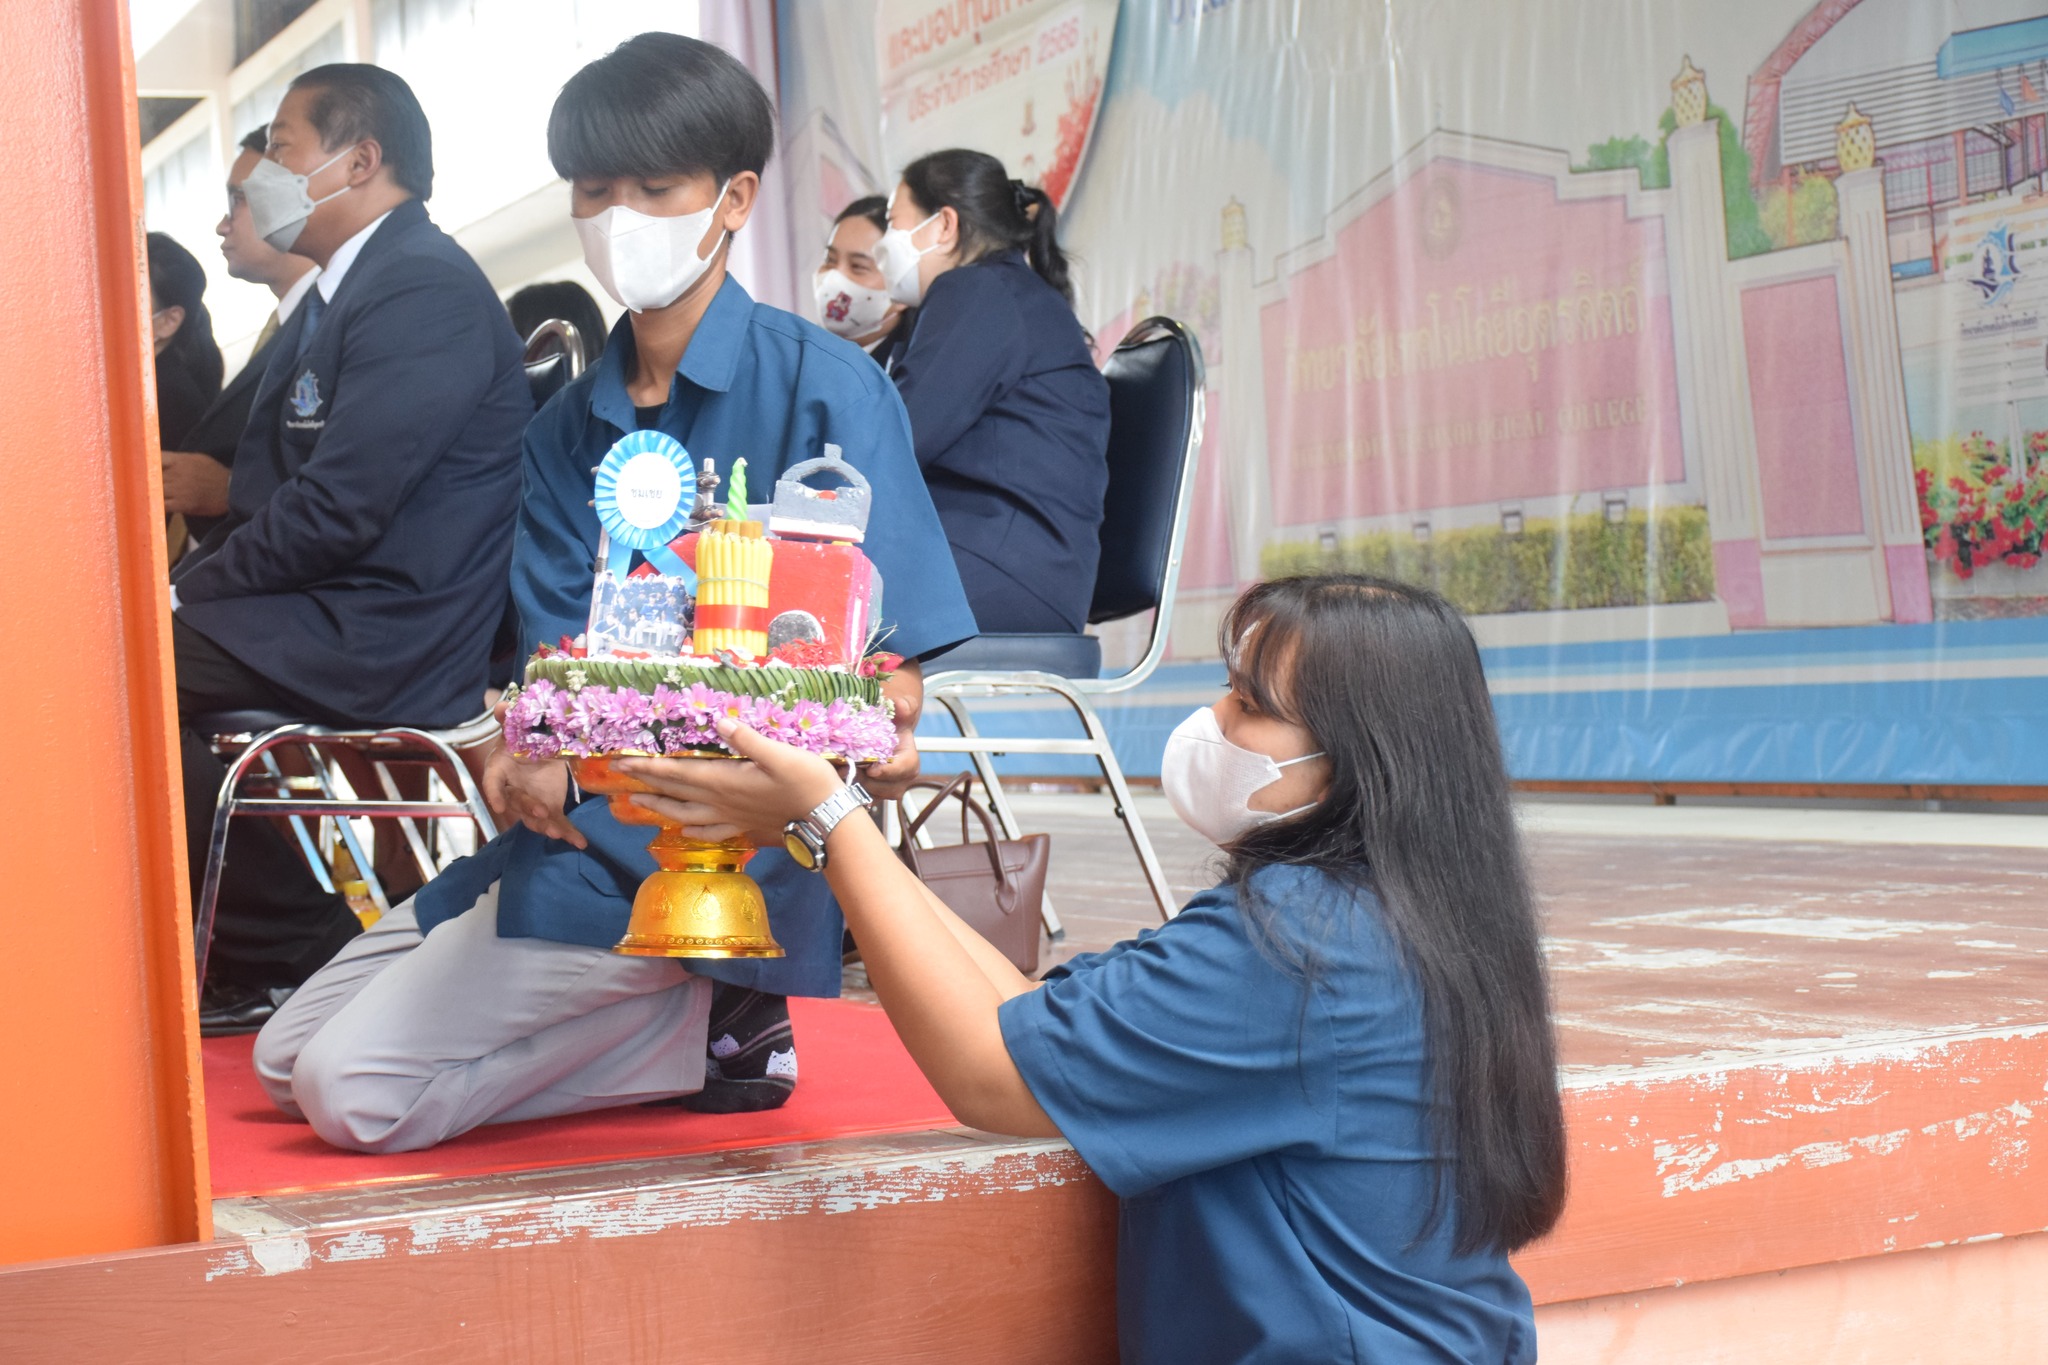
[0,0,209,1261]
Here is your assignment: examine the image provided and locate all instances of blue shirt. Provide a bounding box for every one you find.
[999,866,1538,1365]
[414,277,977,997]
[893,254,1109,634]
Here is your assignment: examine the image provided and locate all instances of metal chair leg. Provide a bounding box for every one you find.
[306,751,390,915]
[256,748,335,894]
[1058,684,1178,920]
[932,691,1066,940]
[374,759,442,883]
[194,734,291,991]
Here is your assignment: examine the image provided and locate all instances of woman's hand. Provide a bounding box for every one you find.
[617,719,845,844]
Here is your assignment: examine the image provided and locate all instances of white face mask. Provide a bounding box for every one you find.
[813,267,892,338]
[870,205,942,307]
[575,179,731,314]
[1160,706,1324,846]
[242,145,358,253]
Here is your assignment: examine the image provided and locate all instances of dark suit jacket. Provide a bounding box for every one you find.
[172,199,531,727]
[174,323,281,543]
[892,255,1110,633]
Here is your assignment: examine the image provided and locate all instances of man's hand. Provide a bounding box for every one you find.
[162,450,233,518]
[860,658,924,800]
[481,717,587,848]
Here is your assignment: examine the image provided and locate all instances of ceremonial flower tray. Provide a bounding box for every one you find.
[501,653,898,763]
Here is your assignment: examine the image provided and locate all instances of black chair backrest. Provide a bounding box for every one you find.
[522,318,588,410]
[1089,317,1205,625]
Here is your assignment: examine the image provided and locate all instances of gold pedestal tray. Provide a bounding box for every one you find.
[571,753,785,959]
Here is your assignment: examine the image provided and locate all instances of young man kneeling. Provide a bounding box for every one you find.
[253,33,973,1153]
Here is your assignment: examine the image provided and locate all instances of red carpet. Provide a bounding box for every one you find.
[203,997,955,1198]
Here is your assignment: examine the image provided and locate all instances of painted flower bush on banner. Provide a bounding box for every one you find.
[1916,431,2048,580]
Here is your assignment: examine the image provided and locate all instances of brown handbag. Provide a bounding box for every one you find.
[892,774,1049,974]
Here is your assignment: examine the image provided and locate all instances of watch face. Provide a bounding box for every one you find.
[784,828,819,869]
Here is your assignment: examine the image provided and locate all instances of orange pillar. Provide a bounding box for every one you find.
[0,0,209,1261]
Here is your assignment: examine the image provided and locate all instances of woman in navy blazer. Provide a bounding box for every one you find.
[873,149,1110,635]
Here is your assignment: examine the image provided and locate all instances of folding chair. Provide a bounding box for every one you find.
[920,316,1206,932]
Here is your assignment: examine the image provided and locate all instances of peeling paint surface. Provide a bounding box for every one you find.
[205,1131,1086,1283]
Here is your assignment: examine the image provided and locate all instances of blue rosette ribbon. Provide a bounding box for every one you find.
[592,430,697,585]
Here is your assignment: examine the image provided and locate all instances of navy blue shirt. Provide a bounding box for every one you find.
[999,866,1538,1364]
[413,277,977,996]
[173,199,529,726]
[893,255,1109,634]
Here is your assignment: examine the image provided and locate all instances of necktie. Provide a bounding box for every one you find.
[294,289,327,361]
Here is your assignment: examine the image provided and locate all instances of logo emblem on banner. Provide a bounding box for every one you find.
[1968,225,2022,307]
[592,430,697,583]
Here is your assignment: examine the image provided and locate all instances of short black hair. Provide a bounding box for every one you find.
[506,281,609,362]
[834,195,888,235]
[288,63,434,199]
[548,33,774,184]
[239,124,268,156]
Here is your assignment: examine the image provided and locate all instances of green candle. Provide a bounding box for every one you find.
[726,457,749,523]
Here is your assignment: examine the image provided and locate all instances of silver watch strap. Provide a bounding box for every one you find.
[804,780,872,842]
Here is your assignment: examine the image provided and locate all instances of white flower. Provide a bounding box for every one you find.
[565,668,588,693]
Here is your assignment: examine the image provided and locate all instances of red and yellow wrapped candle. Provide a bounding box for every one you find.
[693,518,773,658]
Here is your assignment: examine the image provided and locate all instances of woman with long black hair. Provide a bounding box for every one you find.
[621,573,1570,1363]
[871,148,1110,635]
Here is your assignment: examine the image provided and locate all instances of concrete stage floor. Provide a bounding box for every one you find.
[1008,791,2048,1074]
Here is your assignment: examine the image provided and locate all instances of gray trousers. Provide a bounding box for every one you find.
[253,884,711,1154]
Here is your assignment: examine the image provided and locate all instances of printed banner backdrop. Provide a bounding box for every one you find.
[777,0,2048,784]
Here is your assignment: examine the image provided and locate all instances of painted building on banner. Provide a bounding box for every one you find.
[1149,60,1928,657]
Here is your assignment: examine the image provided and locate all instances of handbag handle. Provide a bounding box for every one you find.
[895,774,1021,913]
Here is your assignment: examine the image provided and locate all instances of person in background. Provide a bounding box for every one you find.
[161,125,320,545]
[506,279,609,365]
[248,34,974,1152]
[145,232,223,452]
[813,195,912,372]
[872,149,1110,635]
[623,574,1569,1364]
[170,64,530,1035]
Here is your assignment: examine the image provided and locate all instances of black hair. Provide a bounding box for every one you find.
[288,63,434,199]
[506,280,609,363]
[834,194,889,235]
[1219,574,1568,1256]
[549,33,774,185]
[238,124,268,156]
[899,149,1074,304]
[145,231,223,396]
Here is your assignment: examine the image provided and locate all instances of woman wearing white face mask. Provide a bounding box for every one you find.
[621,573,1567,1364]
[813,196,913,371]
[871,149,1111,636]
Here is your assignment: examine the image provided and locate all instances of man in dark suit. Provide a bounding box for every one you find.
[161,124,319,544]
[170,65,530,1033]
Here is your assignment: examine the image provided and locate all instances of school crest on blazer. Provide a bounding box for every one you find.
[287,369,325,429]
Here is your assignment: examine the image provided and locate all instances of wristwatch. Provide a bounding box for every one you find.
[784,779,873,872]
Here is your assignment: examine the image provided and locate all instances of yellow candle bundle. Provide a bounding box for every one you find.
[693,519,773,658]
